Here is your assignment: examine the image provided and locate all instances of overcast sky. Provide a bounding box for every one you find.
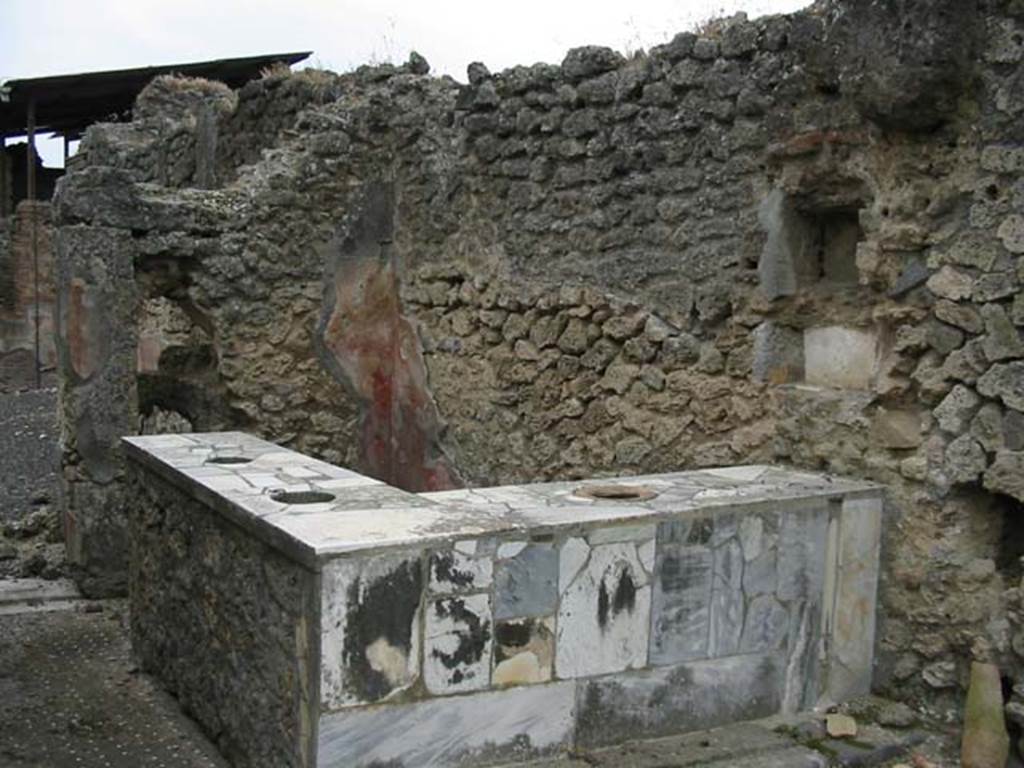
[2,0,808,165]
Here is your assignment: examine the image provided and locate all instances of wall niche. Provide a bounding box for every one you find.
[757,188,864,300]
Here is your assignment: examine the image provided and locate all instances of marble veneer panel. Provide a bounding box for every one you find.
[575,653,786,749]
[556,526,655,678]
[825,495,883,701]
[320,552,423,709]
[317,682,576,767]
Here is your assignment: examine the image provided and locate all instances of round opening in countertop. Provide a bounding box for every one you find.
[574,484,658,502]
[269,489,336,505]
[205,456,253,465]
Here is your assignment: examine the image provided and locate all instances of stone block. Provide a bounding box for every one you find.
[317,682,576,767]
[826,496,882,701]
[429,542,494,595]
[752,322,804,384]
[424,593,493,695]
[803,327,878,390]
[709,537,745,656]
[575,654,786,748]
[321,553,423,708]
[984,451,1024,502]
[870,408,922,448]
[494,542,558,619]
[556,538,653,678]
[649,529,713,664]
[493,617,555,686]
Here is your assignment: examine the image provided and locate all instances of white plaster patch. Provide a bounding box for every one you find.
[555,542,652,679]
[803,326,878,390]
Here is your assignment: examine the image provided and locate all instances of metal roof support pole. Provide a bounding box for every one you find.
[26,97,41,389]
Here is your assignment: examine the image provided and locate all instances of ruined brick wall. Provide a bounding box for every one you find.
[0,202,56,391]
[54,0,1024,713]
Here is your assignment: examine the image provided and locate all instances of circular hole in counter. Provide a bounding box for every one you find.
[270,490,336,505]
[206,456,253,465]
[574,484,658,502]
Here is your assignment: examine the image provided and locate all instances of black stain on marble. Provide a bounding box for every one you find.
[688,518,713,545]
[430,551,476,589]
[431,597,492,672]
[597,563,637,630]
[341,558,422,702]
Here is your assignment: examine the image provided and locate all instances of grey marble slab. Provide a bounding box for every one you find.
[575,652,787,748]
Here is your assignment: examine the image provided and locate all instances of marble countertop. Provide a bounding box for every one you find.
[123,432,882,569]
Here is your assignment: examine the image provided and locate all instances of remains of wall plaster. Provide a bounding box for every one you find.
[52,0,1024,718]
[0,202,56,391]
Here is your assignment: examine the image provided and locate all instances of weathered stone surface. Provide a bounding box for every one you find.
[321,553,422,708]
[827,497,882,702]
[945,435,988,484]
[493,617,555,686]
[575,654,785,748]
[927,266,974,301]
[128,468,318,767]
[50,0,1023,718]
[934,384,982,434]
[752,322,804,384]
[998,214,1024,254]
[828,0,980,131]
[650,521,713,664]
[983,451,1024,502]
[981,303,1024,361]
[494,542,558,620]
[56,225,139,597]
[962,662,1010,768]
[803,327,877,390]
[870,409,922,449]
[429,543,494,595]
[424,593,493,695]
[978,362,1024,411]
[556,538,652,678]
[318,682,576,767]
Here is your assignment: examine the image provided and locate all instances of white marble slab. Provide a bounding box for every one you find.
[316,681,576,766]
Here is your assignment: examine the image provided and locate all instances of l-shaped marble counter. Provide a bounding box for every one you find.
[123,431,883,768]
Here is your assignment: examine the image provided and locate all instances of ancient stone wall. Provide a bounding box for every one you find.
[127,460,319,767]
[54,0,1024,712]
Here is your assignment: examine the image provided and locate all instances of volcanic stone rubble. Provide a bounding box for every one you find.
[48,0,1024,725]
